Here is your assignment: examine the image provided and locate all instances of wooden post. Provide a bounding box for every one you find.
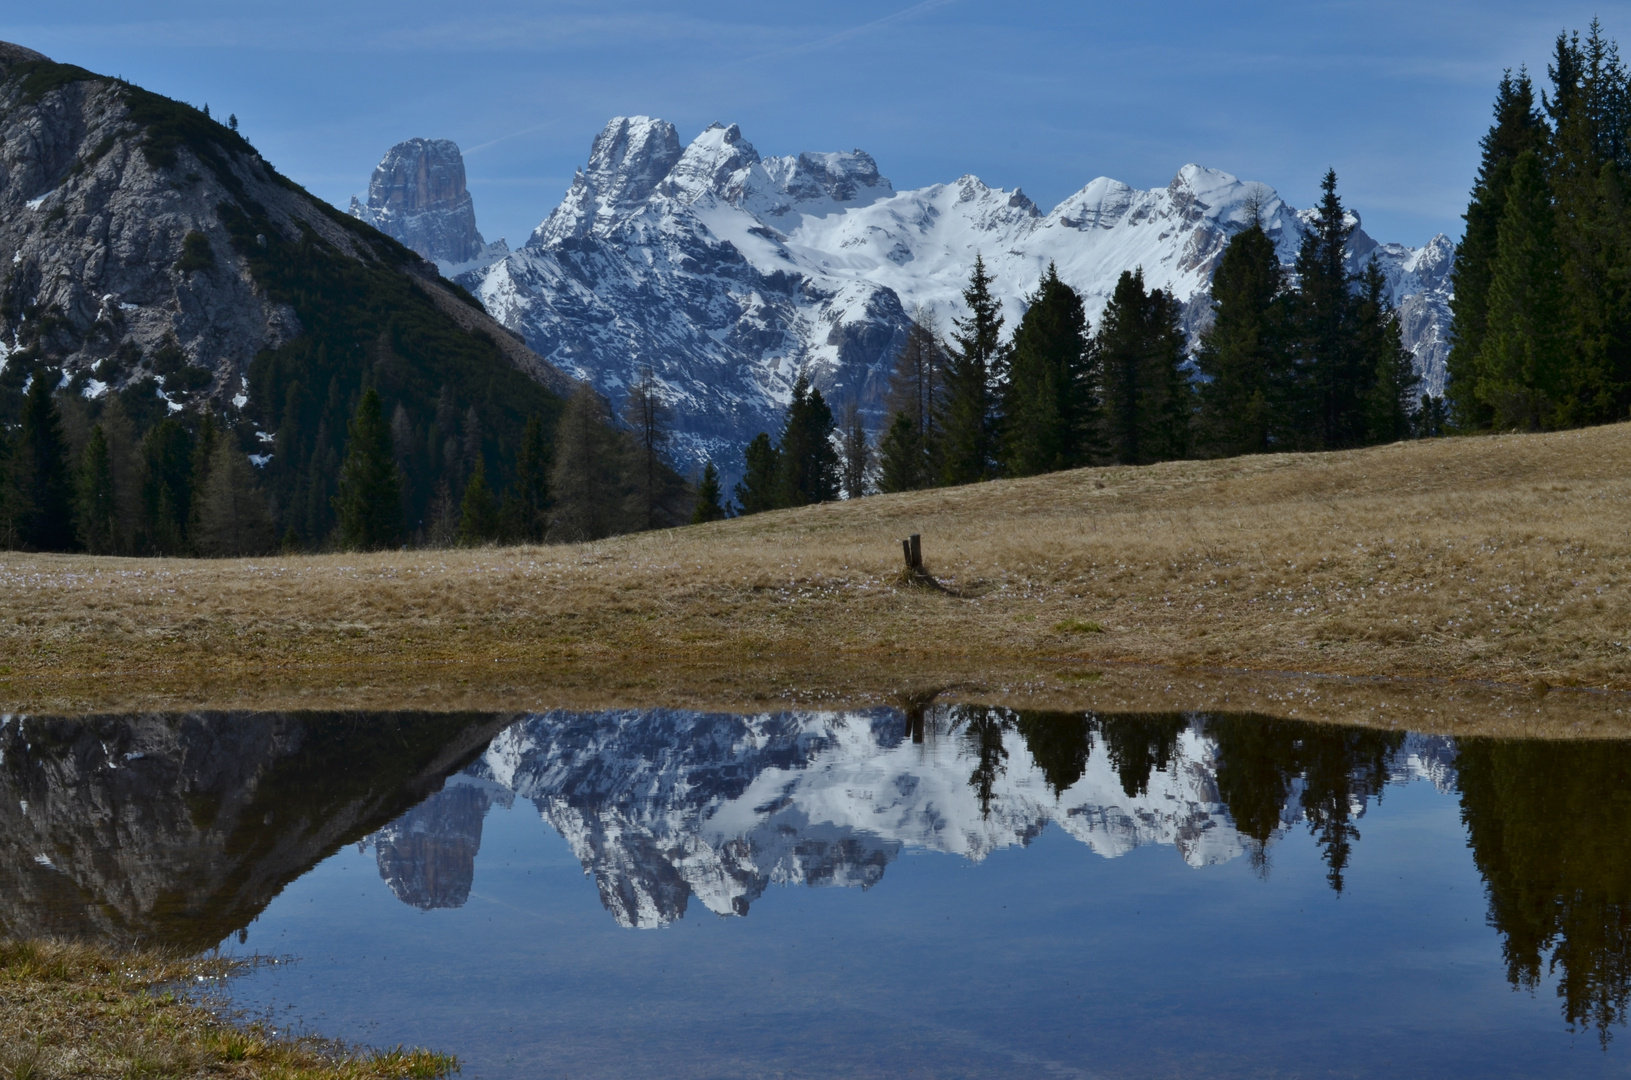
[909,534,921,569]
[902,538,913,568]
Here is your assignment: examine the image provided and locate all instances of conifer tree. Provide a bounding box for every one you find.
[141,417,194,555]
[876,411,928,494]
[1356,260,1420,443]
[0,428,15,550]
[622,367,679,530]
[550,384,624,541]
[1474,149,1568,428]
[332,388,404,550]
[1000,262,1096,476]
[1446,69,1546,429]
[1195,221,1284,456]
[882,312,945,484]
[733,432,781,515]
[194,440,274,557]
[17,373,75,551]
[691,461,727,523]
[503,415,550,542]
[1098,269,1192,465]
[937,255,1005,485]
[1291,170,1365,449]
[456,457,500,545]
[776,372,840,506]
[838,399,871,499]
[76,424,117,554]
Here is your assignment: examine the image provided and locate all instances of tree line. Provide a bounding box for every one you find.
[731,171,1432,510]
[0,364,693,554]
[1447,21,1631,430]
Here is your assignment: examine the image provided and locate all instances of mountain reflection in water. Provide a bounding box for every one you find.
[3,706,1630,1047]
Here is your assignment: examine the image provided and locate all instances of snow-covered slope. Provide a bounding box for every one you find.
[466,117,1454,476]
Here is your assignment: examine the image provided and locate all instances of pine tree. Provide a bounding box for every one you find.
[937,255,1005,485]
[549,384,624,541]
[1291,169,1365,449]
[1195,222,1285,456]
[140,417,194,555]
[332,388,404,550]
[838,399,871,499]
[1098,269,1192,465]
[456,457,500,545]
[503,415,550,542]
[1000,262,1096,476]
[1446,69,1547,429]
[75,425,117,554]
[0,428,15,550]
[876,411,928,493]
[186,411,220,543]
[1475,149,1569,428]
[17,372,76,551]
[733,432,781,515]
[194,440,274,557]
[690,461,727,523]
[1356,260,1420,443]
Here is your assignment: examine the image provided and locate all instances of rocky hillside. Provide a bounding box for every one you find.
[462,116,1454,474]
[349,137,508,274]
[0,42,571,544]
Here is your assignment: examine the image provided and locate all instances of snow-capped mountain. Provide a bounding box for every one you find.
[461,117,1454,475]
[350,138,509,275]
[426,707,1446,929]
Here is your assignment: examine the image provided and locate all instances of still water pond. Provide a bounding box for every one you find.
[4,706,1630,1078]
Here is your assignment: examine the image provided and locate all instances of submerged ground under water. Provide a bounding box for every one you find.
[2,706,1627,1078]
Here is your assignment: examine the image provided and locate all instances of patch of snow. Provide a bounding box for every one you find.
[82,378,109,399]
[25,192,52,211]
[255,430,275,444]
[119,302,139,312]
[231,392,248,409]
[248,453,272,468]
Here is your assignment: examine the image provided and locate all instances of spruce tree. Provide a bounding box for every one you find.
[877,411,927,493]
[194,440,274,557]
[140,417,194,555]
[503,415,550,542]
[17,372,75,551]
[0,428,15,550]
[937,255,1005,485]
[332,388,404,550]
[1356,260,1420,443]
[1000,262,1096,476]
[1446,69,1546,429]
[776,372,840,506]
[691,461,727,523]
[1291,169,1364,449]
[1098,269,1192,465]
[456,457,500,545]
[1475,149,1568,428]
[733,432,781,515]
[1195,222,1284,456]
[76,425,117,554]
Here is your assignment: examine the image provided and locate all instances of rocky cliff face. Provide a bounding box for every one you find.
[348,138,507,274]
[466,116,1455,474]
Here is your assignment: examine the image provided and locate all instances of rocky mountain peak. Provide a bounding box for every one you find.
[348,137,497,271]
[665,122,763,203]
[530,115,682,247]
[0,40,48,65]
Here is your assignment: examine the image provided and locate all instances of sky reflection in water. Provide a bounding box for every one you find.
[4,706,1627,1078]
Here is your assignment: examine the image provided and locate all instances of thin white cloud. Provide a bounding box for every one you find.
[464,120,562,156]
[749,0,964,61]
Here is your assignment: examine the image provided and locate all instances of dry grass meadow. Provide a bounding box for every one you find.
[4,422,1631,735]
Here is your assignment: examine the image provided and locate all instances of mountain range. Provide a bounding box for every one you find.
[355,119,1455,476]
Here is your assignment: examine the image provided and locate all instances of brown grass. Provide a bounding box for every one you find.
[3,423,1631,735]
[0,938,456,1079]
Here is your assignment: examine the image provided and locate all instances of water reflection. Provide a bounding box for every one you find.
[2,705,1628,1045]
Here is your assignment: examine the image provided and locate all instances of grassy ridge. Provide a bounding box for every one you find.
[2,424,1630,731]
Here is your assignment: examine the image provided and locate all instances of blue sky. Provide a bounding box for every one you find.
[3,2,1621,248]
